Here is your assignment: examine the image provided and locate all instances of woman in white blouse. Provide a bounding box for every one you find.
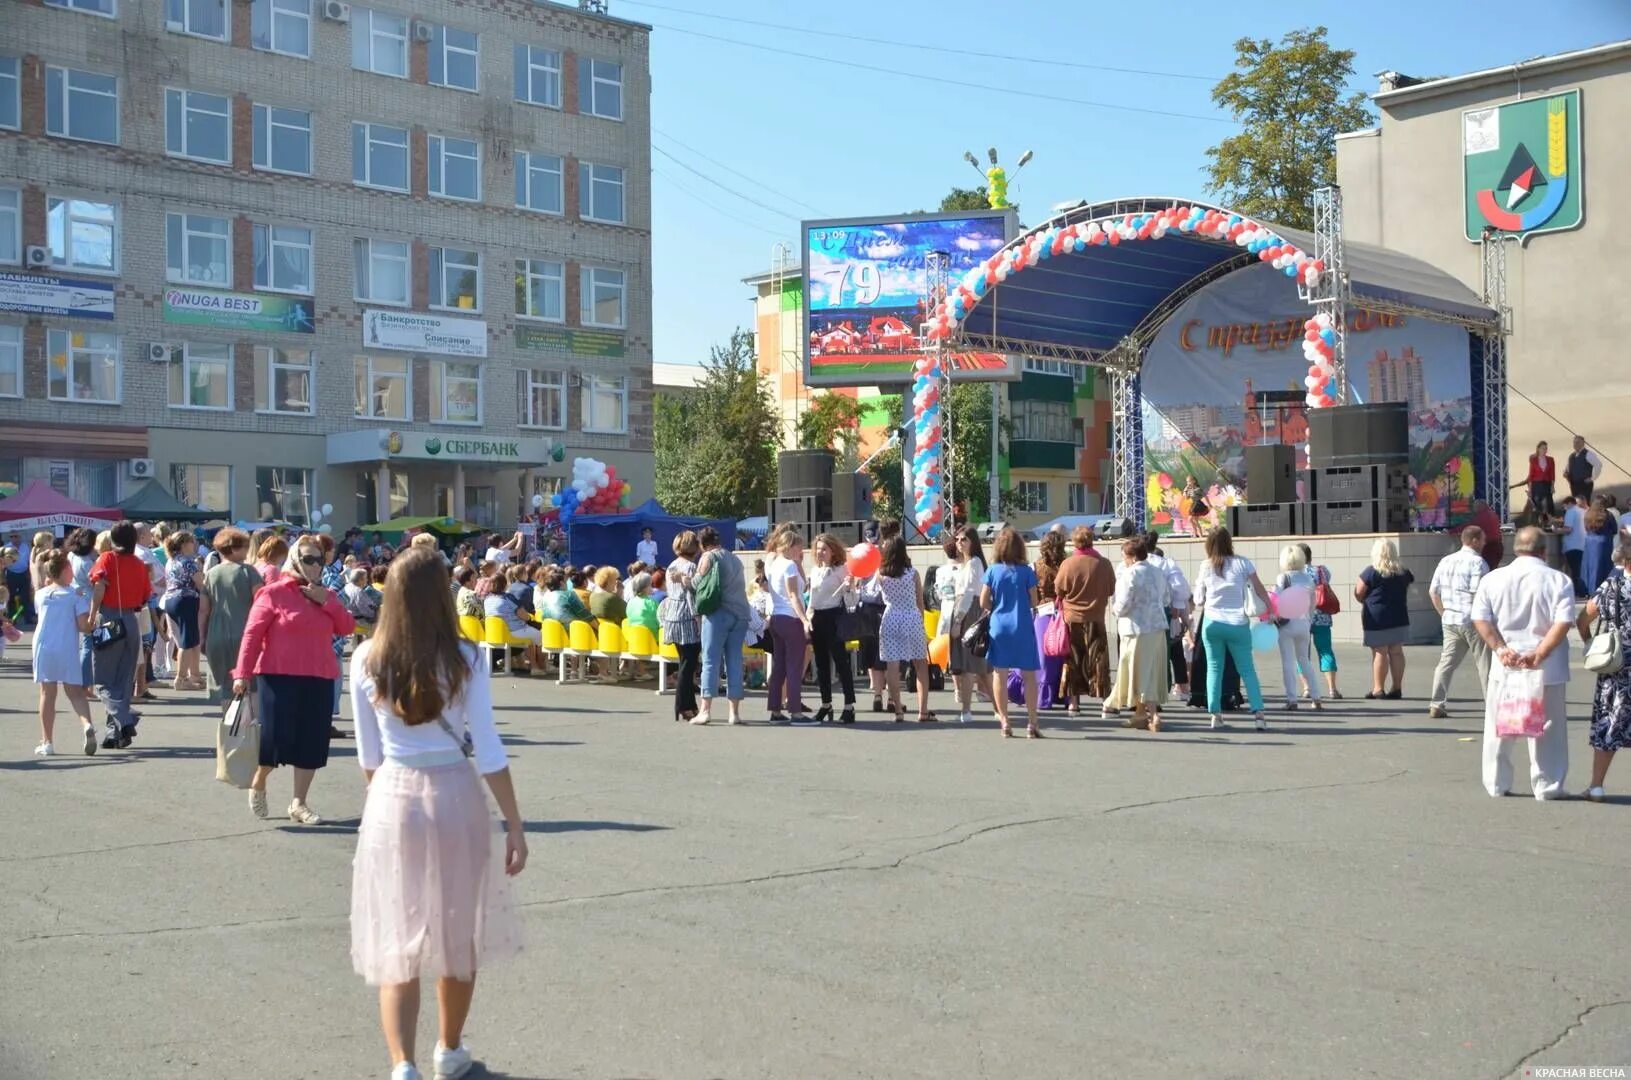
[806,532,858,723]
[938,526,989,724]
[349,548,527,1080]
[1104,537,1173,730]
[1190,527,1272,731]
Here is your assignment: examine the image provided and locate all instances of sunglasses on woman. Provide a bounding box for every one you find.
[299,554,323,567]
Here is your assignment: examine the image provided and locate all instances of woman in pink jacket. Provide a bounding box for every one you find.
[234,534,356,824]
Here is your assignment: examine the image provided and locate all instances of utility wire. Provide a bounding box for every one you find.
[653,127,826,215]
[1508,383,1629,480]
[623,0,1220,82]
[651,144,803,220]
[644,23,1237,125]
[651,166,790,239]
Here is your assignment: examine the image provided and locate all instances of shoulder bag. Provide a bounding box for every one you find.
[1242,562,1267,620]
[693,553,723,616]
[1584,582,1624,676]
[1314,566,1342,615]
[92,555,130,651]
[961,611,991,658]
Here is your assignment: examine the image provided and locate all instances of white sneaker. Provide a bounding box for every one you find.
[33,741,54,757]
[959,710,973,725]
[1209,714,1227,730]
[391,1063,422,1080]
[433,1043,474,1079]
[82,725,97,756]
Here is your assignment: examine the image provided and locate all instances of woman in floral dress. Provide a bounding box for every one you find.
[1578,537,1631,802]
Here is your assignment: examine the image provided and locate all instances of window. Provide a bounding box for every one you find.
[580,58,623,120]
[1011,400,1073,443]
[256,466,311,525]
[0,325,20,397]
[518,368,564,429]
[351,8,407,77]
[165,0,227,39]
[252,105,312,175]
[254,346,314,414]
[252,0,311,57]
[1067,482,1088,514]
[0,188,17,265]
[1014,481,1049,514]
[47,197,118,274]
[47,329,119,404]
[515,259,563,322]
[429,26,478,91]
[170,464,231,512]
[513,45,560,108]
[0,57,17,131]
[581,374,626,433]
[165,89,231,165]
[578,162,625,224]
[45,67,119,145]
[515,151,562,214]
[580,266,626,328]
[431,362,481,424]
[355,355,410,419]
[1024,357,1087,381]
[353,238,409,305]
[253,224,313,295]
[428,135,480,201]
[46,0,117,17]
[429,247,480,311]
[165,342,231,410]
[166,213,231,286]
[352,122,409,191]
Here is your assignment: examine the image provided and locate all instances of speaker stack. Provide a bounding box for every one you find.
[1228,443,1308,537]
[769,450,873,547]
[1305,403,1411,535]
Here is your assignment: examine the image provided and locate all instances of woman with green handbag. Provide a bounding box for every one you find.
[694,526,750,725]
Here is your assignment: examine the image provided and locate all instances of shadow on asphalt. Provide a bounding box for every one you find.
[280,817,362,834]
[523,820,668,834]
[500,737,583,747]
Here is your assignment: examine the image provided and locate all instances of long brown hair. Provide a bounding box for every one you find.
[364,548,468,726]
[1205,527,1235,574]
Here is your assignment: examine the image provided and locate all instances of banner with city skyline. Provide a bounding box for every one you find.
[1141,265,1474,534]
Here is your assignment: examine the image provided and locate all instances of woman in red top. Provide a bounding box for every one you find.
[1524,440,1557,521]
[234,534,355,824]
[86,521,153,750]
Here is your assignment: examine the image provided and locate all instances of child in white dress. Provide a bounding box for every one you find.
[31,553,97,757]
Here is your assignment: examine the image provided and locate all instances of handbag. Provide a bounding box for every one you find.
[1584,585,1624,675]
[1042,613,1069,658]
[1314,567,1341,615]
[692,555,723,616]
[1243,569,1267,620]
[961,612,991,659]
[215,693,260,789]
[834,601,865,643]
[1493,665,1548,739]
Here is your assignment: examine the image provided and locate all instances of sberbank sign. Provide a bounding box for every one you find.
[425,438,524,459]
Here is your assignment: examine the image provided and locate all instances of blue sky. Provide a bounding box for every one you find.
[628,0,1629,365]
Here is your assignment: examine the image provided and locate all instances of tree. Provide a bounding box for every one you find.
[939,186,991,213]
[1203,27,1374,230]
[795,393,866,463]
[944,382,1008,522]
[653,329,780,519]
[862,394,903,519]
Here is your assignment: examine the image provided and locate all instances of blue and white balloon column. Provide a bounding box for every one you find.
[911,352,945,540]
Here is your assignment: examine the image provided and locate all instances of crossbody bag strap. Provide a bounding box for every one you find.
[433,715,474,758]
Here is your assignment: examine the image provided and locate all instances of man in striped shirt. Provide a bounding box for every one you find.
[1427,525,1492,719]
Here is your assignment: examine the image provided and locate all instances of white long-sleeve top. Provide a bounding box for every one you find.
[351,641,508,775]
[808,564,855,611]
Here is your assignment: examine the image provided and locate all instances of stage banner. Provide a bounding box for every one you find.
[1141,265,1474,534]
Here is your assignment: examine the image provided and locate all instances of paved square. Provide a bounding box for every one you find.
[1,642,1627,1079]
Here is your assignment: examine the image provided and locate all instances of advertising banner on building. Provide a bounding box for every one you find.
[163,288,315,333]
[1141,265,1474,533]
[514,326,625,358]
[0,271,116,320]
[363,310,488,358]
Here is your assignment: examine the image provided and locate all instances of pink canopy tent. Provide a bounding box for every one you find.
[0,480,123,533]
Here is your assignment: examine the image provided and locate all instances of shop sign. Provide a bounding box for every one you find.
[364,310,488,358]
[0,271,115,320]
[164,288,315,333]
[514,325,625,358]
[326,429,556,465]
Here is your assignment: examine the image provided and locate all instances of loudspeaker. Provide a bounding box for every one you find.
[778,450,835,499]
[770,494,830,525]
[1308,463,1411,502]
[1245,444,1298,505]
[830,472,871,522]
[814,520,867,546]
[1311,498,1410,535]
[1307,403,1408,469]
[1226,502,1309,538]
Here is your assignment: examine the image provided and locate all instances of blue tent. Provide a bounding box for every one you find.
[567,498,736,569]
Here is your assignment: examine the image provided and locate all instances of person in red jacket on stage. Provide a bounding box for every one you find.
[1518,440,1557,523]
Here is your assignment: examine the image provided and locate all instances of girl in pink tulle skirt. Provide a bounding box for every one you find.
[350,549,528,1080]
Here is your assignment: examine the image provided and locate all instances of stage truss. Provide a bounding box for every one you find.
[937,191,1508,531]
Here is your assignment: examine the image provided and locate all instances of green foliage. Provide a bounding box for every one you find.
[862,394,903,519]
[939,186,992,212]
[653,329,781,519]
[1204,27,1374,230]
[945,382,1009,522]
[795,393,866,461]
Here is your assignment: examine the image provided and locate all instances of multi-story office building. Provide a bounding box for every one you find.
[1366,347,1427,415]
[0,0,652,530]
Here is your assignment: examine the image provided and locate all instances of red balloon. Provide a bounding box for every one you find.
[1107,232,1121,246]
[847,542,881,578]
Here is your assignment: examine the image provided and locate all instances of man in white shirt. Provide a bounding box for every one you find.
[1144,532,1192,695]
[1428,525,1491,719]
[484,531,521,566]
[1564,434,1601,503]
[1559,496,1587,597]
[635,527,659,569]
[1470,526,1574,800]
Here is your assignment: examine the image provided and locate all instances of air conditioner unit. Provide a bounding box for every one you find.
[322,0,350,22]
[24,245,49,269]
[128,458,155,480]
[412,20,433,41]
[147,342,174,363]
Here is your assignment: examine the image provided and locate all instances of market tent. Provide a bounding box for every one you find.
[568,499,735,568]
[115,480,220,523]
[359,515,485,536]
[0,481,122,533]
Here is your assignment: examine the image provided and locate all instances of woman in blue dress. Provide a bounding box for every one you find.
[981,527,1042,739]
[1580,497,1620,596]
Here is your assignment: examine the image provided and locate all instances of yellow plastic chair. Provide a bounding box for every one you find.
[598,620,625,655]
[655,638,682,696]
[568,620,596,652]
[458,614,484,643]
[541,619,567,651]
[624,624,657,657]
[481,615,512,673]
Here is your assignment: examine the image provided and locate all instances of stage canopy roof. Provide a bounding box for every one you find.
[949,197,1498,364]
